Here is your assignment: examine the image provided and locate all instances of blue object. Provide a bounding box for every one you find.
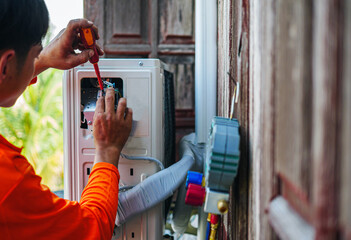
[186,171,203,188]
[206,221,211,240]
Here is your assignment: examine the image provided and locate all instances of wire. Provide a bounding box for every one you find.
[103,80,114,88]
[230,85,236,119]
[230,82,240,119]
[120,153,165,170]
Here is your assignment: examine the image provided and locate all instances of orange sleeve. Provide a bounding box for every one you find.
[0,160,119,240]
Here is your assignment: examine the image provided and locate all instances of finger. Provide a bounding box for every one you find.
[77,44,86,51]
[55,28,65,39]
[116,98,127,120]
[105,88,116,114]
[125,107,133,124]
[67,49,94,67]
[95,94,105,115]
[64,19,94,43]
[95,44,104,55]
[72,19,99,40]
[91,25,100,40]
[72,41,86,51]
[67,18,94,33]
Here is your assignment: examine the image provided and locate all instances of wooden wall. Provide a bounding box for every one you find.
[84,0,196,148]
[217,0,351,239]
[84,0,351,238]
[340,1,351,238]
[217,0,250,239]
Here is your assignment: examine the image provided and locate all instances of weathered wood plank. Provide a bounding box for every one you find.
[84,0,105,50]
[217,0,232,120]
[217,0,249,238]
[248,0,279,238]
[311,0,340,238]
[274,0,313,200]
[259,0,279,238]
[149,0,158,58]
[248,0,262,239]
[339,0,351,238]
[170,63,194,109]
[217,0,235,237]
[105,0,150,45]
[112,0,141,36]
[159,56,195,110]
[159,0,194,44]
[231,0,250,239]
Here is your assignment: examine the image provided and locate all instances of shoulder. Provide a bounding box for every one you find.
[0,146,32,205]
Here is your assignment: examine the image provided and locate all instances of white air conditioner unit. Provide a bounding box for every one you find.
[63,59,173,240]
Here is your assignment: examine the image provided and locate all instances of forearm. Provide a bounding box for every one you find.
[80,162,120,238]
[94,147,121,168]
[33,56,49,77]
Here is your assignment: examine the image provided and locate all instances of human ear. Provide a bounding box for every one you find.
[0,50,15,84]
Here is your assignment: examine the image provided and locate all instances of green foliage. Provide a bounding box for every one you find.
[0,69,64,191]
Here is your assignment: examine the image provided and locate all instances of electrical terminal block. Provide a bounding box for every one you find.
[204,188,229,215]
[80,78,123,128]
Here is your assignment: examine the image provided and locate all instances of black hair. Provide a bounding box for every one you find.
[0,0,49,63]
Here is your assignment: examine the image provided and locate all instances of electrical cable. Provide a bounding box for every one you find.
[120,153,165,170]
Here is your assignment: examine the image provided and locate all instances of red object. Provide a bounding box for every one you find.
[210,214,220,224]
[185,183,206,206]
[79,27,104,92]
[93,63,104,91]
[29,77,37,85]
[0,134,120,239]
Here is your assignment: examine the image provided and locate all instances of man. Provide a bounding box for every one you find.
[0,0,132,239]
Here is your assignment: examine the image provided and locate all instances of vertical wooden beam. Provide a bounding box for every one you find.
[248,0,262,239]
[149,0,158,58]
[260,0,278,238]
[217,0,233,237]
[339,0,351,238]
[217,0,250,238]
[232,0,250,239]
[84,0,105,51]
[274,0,313,199]
[217,0,232,118]
[312,0,341,238]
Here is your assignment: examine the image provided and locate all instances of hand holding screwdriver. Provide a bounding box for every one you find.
[34,19,103,76]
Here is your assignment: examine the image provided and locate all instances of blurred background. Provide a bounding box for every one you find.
[0,0,83,191]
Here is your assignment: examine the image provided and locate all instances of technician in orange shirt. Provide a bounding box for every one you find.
[0,0,132,239]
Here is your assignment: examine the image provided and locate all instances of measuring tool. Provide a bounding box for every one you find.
[79,27,104,94]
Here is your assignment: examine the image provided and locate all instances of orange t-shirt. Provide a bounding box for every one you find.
[0,134,120,239]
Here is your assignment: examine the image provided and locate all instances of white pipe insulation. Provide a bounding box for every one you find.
[194,1,218,239]
[116,135,198,226]
[195,0,217,144]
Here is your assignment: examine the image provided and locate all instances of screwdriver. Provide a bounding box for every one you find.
[79,27,104,94]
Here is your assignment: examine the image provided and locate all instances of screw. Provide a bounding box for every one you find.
[138,61,143,66]
[88,121,92,125]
